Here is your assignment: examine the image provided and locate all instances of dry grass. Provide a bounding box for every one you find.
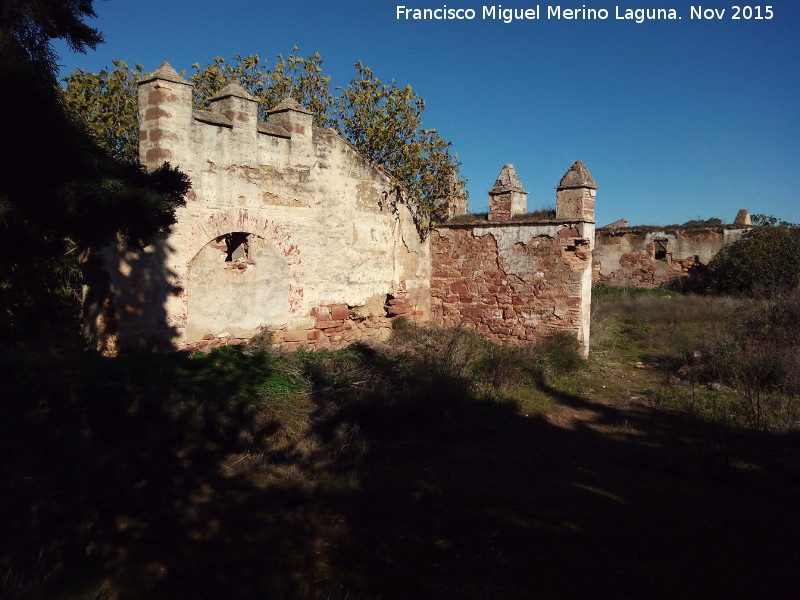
[3,311,799,599]
[592,286,800,432]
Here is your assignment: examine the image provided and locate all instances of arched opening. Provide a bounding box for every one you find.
[186,232,289,342]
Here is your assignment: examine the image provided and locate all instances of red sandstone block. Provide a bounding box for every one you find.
[316,320,342,329]
[450,282,469,295]
[146,148,172,162]
[330,304,349,321]
[202,334,214,340]
[143,107,171,121]
[283,329,307,343]
[283,342,301,352]
[307,330,319,341]
[491,326,512,336]
[148,90,178,103]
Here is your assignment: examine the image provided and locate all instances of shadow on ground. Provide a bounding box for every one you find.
[2,346,798,599]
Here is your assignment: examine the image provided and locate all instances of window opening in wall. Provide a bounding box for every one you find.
[217,232,250,262]
[654,238,669,261]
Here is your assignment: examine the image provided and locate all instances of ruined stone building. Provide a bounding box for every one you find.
[96,62,597,356]
[432,162,594,351]
[593,209,752,288]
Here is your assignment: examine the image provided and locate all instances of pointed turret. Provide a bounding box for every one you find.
[734,209,751,226]
[446,171,468,218]
[269,98,312,115]
[488,164,527,221]
[137,61,193,168]
[209,82,257,102]
[555,160,596,221]
[557,160,597,190]
[208,81,258,129]
[491,163,526,194]
[267,97,313,138]
[138,61,189,85]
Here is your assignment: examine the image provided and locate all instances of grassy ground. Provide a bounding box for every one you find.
[2,295,799,599]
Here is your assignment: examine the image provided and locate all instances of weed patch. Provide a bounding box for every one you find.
[3,312,799,599]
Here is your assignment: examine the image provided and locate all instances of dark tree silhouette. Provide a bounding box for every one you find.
[0,0,188,339]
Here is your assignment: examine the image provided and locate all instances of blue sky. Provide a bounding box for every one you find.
[54,0,799,226]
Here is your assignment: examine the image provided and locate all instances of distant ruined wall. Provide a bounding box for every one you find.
[431,162,596,356]
[594,225,749,289]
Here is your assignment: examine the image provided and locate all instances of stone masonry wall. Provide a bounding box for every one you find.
[99,63,429,352]
[185,293,421,353]
[431,221,594,355]
[594,226,749,288]
[98,63,597,357]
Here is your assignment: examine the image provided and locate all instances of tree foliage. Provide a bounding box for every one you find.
[62,59,144,163]
[1,1,189,339]
[335,62,465,227]
[0,0,102,81]
[61,51,467,229]
[681,217,723,228]
[707,214,800,296]
[189,50,334,127]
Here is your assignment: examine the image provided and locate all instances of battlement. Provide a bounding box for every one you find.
[96,60,596,357]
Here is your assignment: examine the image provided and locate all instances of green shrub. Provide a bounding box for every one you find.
[391,321,585,398]
[703,292,800,431]
[534,331,584,374]
[592,283,673,303]
[391,320,491,380]
[707,214,800,296]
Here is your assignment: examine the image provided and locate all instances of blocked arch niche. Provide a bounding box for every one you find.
[186,231,289,342]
